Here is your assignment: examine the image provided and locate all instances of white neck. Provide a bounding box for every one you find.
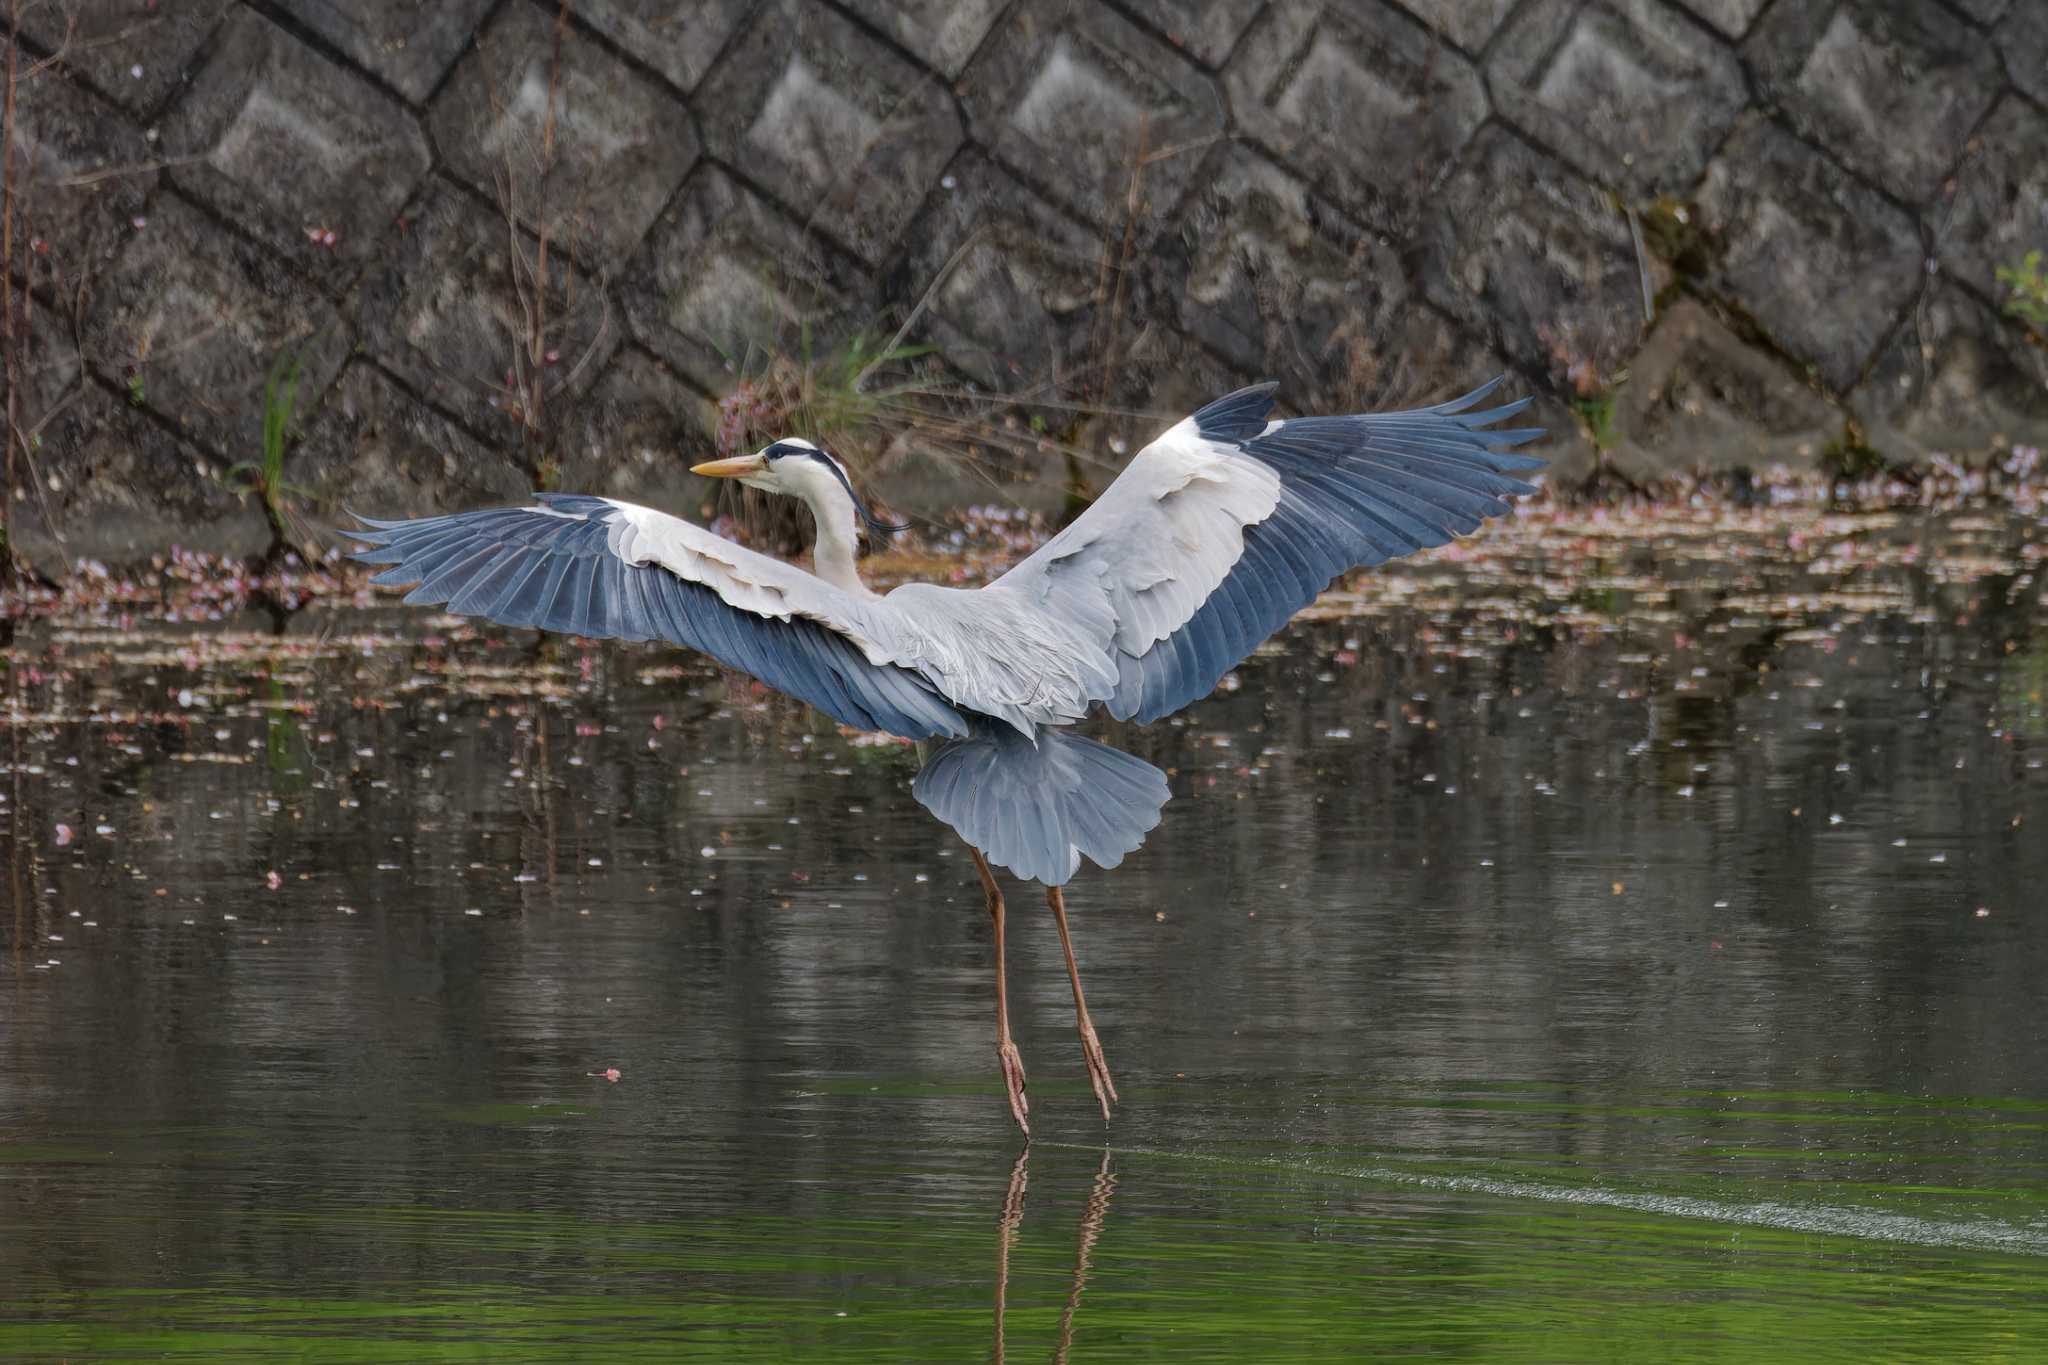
[805,485,872,597]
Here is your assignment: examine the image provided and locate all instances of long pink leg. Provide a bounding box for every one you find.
[1047,885,1118,1121]
[972,846,1029,1136]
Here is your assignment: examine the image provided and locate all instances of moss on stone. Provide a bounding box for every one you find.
[1638,196,1712,281]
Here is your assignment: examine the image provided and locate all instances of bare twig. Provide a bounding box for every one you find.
[1626,203,1654,329]
[482,0,577,473]
[1137,130,1223,168]
[18,7,75,81]
[36,6,156,60]
[4,0,23,589]
[548,282,610,398]
[7,276,70,547]
[55,153,209,188]
[526,0,571,445]
[497,164,537,417]
[1093,113,1149,408]
[853,225,990,393]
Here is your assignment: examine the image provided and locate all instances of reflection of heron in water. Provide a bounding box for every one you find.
[994,1148,1117,1364]
[351,382,1542,1132]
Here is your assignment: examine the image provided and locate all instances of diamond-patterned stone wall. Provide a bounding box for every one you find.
[894,151,1106,390]
[1487,0,1748,194]
[1746,0,2003,204]
[164,10,431,291]
[428,0,701,270]
[620,164,872,391]
[963,1,1222,234]
[1225,1,1487,239]
[698,0,962,267]
[1695,117,1922,394]
[2,0,2042,573]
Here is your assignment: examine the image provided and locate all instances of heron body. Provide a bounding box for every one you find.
[351,379,1544,1134]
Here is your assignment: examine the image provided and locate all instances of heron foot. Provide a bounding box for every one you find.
[1078,1021,1118,1123]
[998,1039,1031,1136]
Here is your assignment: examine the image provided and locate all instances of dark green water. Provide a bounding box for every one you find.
[4,516,2048,1360]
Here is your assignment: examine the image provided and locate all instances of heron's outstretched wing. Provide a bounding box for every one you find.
[997,378,1544,724]
[349,494,970,740]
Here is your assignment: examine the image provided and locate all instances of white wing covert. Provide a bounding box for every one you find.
[350,493,970,740]
[996,379,1545,724]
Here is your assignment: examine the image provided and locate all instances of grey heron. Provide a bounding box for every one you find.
[349,379,1544,1134]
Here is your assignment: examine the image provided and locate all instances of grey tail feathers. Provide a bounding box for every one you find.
[911,725,1171,886]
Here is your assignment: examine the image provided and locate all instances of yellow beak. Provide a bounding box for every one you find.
[689,453,768,478]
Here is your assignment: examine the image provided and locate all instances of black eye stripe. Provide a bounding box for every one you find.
[755,442,907,536]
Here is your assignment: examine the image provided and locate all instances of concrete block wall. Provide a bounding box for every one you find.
[3,0,2043,570]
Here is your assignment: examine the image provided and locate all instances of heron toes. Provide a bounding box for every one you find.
[998,1040,1030,1136]
[1079,1024,1118,1123]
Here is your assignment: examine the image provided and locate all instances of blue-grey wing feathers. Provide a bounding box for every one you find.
[1111,377,1543,723]
[349,494,969,741]
[351,378,1539,885]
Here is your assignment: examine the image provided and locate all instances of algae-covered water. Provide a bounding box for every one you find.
[4,509,2047,1360]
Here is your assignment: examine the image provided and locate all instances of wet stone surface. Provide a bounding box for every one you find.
[1168,144,1403,402]
[13,0,230,117]
[1669,0,1772,39]
[1696,117,1923,395]
[567,0,754,95]
[351,185,617,429]
[428,0,700,270]
[4,289,270,573]
[1610,300,1838,480]
[835,0,1010,79]
[1392,0,1520,54]
[2001,3,2048,107]
[1487,0,1749,194]
[697,0,963,268]
[164,9,430,292]
[1936,95,2048,306]
[553,347,721,515]
[1746,0,2003,204]
[80,193,351,465]
[1950,0,2012,21]
[292,362,533,526]
[618,165,872,394]
[274,0,497,104]
[894,151,1104,391]
[1422,126,1650,387]
[1108,0,1265,69]
[9,383,273,570]
[1225,1,1487,240]
[1854,284,2048,466]
[962,0,1223,235]
[5,69,155,288]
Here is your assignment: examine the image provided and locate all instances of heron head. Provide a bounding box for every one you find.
[691,439,908,537]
